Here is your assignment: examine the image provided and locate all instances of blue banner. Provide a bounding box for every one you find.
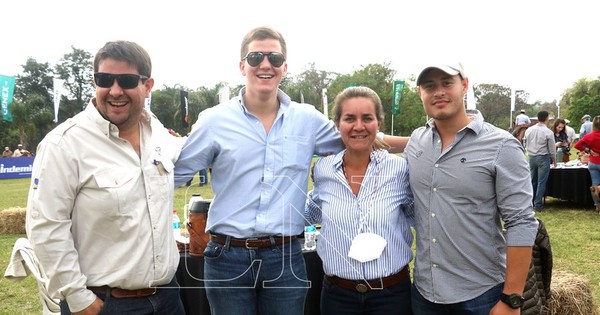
[0,157,34,179]
[0,74,16,122]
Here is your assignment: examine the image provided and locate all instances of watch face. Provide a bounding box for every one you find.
[508,294,524,307]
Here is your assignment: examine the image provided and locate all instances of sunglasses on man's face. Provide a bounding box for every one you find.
[242,52,285,68]
[93,73,149,89]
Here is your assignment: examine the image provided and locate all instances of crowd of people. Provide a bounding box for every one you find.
[2,144,32,157]
[20,25,597,315]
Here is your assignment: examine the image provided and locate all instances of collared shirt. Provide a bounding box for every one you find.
[26,101,183,311]
[565,125,576,144]
[174,88,343,238]
[305,149,414,280]
[515,113,530,126]
[524,123,557,157]
[405,109,538,304]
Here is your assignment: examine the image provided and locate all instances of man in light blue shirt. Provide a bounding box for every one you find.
[174,26,343,315]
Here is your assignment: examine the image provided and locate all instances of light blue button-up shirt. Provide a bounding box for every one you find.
[174,88,343,238]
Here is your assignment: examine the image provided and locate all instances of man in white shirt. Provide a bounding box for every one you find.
[564,119,576,147]
[26,41,184,314]
[515,109,531,127]
[580,114,593,139]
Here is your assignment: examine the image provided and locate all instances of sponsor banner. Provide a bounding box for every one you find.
[0,74,16,122]
[0,156,34,179]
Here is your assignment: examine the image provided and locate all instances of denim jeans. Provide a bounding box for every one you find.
[321,275,412,315]
[589,161,600,206]
[411,283,503,315]
[203,237,309,315]
[529,155,552,209]
[60,276,184,315]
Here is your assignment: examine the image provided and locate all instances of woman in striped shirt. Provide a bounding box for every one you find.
[305,86,415,315]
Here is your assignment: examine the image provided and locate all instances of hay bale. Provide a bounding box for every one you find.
[546,270,598,315]
[0,207,26,234]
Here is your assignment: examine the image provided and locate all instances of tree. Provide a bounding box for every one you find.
[12,58,55,148]
[54,46,94,121]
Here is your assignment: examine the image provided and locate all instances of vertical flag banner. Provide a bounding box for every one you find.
[53,78,65,122]
[0,75,16,122]
[392,80,404,115]
[218,85,230,104]
[180,90,189,128]
[510,87,516,112]
[466,83,476,110]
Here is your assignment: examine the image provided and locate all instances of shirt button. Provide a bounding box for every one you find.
[432,238,437,243]
[433,264,438,268]
[431,213,436,218]
[434,164,439,167]
[433,188,437,192]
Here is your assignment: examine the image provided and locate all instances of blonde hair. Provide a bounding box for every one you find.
[332,86,389,150]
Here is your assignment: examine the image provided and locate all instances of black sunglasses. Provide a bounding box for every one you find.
[93,72,149,89]
[242,52,285,68]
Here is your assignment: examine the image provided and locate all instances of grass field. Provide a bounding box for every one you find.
[1,176,599,314]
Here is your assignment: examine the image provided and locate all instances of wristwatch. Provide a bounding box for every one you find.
[500,293,525,309]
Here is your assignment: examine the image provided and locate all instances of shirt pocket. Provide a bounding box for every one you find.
[283,135,311,171]
[92,170,137,214]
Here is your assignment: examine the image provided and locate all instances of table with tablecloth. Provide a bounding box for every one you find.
[176,248,324,315]
[544,165,593,207]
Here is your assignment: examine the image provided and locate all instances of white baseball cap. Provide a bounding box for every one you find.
[416,62,465,86]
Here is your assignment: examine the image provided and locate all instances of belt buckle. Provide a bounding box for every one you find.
[245,238,259,249]
[355,283,368,293]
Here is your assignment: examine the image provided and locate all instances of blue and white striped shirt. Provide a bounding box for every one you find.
[305,149,414,280]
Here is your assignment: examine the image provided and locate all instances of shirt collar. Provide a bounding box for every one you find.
[425,109,484,135]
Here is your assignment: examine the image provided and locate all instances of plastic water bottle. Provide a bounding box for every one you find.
[172,209,181,239]
[304,225,317,250]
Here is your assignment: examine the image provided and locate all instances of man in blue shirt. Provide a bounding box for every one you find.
[174,26,342,315]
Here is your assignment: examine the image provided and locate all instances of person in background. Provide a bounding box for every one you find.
[26,40,184,315]
[305,86,414,315]
[12,144,25,157]
[552,118,570,163]
[524,110,557,211]
[2,146,12,158]
[515,109,530,127]
[580,114,593,139]
[405,62,538,314]
[574,115,600,213]
[564,119,576,148]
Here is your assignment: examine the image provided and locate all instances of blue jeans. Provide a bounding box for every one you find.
[60,277,184,315]
[529,155,551,209]
[203,237,309,315]
[589,161,600,206]
[411,283,503,315]
[321,275,412,315]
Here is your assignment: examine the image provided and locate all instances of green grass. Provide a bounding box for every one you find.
[1,178,599,313]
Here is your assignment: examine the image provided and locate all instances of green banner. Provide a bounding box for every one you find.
[0,75,16,122]
[392,80,404,115]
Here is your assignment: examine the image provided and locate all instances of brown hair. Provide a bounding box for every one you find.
[93,41,152,77]
[593,115,600,131]
[332,86,389,150]
[240,26,287,60]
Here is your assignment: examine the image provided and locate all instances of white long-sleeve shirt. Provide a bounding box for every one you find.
[26,101,183,312]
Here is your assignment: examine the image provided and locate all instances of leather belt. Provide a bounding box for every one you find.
[210,234,297,249]
[87,286,157,298]
[325,266,409,293]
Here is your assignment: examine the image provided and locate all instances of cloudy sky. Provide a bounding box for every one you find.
[3,0,597,103]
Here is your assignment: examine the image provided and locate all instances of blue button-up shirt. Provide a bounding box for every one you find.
[174,88,343,238]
